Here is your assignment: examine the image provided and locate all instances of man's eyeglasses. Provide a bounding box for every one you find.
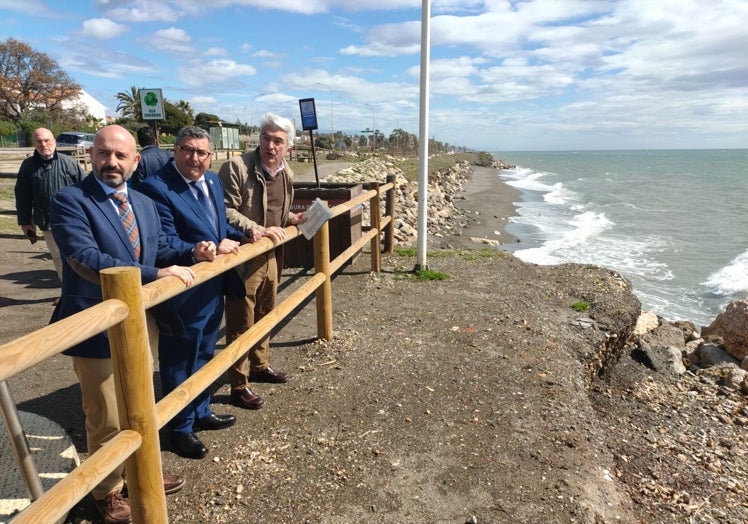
[176,145,212,160]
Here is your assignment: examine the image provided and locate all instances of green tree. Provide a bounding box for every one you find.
[0,38,81,124]
[115,85,141,121]
[315,133,332,150]
[388,128,417,155]
[174,100,194,123]
[194,112,221,130]
[160,101,192,135]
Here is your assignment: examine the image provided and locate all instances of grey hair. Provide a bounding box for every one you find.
[259,113,295,147]
[175,126,212,147]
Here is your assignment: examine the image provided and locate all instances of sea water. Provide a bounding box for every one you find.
[491,149,748,327]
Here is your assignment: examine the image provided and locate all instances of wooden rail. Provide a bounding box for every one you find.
[0,146,90,174]
[0,175,397,523]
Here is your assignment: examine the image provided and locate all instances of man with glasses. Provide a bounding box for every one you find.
[15,127,84,284]
[217,113,305,411]
[139,126,247,460]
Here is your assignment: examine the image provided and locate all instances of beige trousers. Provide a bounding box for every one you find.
[71,314,158,500]
[72,356,125,500]
[225,252,278,390]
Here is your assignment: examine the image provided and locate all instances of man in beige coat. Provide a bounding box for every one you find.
[218,112,305,409]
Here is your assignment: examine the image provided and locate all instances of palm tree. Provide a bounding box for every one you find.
[115,86,141,120]
[175,100,194,123]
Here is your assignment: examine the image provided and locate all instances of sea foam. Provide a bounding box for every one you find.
[703,251,748,296]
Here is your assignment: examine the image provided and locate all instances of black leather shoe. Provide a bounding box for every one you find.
[193,413,236,431]
[171,432,207,459]
[248,367,291,383]
[230,387,265,410]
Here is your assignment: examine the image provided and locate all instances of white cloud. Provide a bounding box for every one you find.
[80,18,129,39]
[97,0,181,22]
[253,50,285,59]
[178,59,257,87]
[0,0,56,16]
[190,95,217,105]
[281,69,418,109]
[150,27,194,54]
[6,0,747,150]
[204,47,227,57]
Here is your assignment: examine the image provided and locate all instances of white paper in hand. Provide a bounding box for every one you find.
[297,197,334,239]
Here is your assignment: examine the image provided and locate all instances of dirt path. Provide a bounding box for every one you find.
[293,160,354,183]
[1,224,643,523]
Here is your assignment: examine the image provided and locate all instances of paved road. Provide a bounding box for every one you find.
[293,161,353,183]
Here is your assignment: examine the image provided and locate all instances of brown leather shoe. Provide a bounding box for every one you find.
[123,473,185,497]
[230,387,265,409]
[163,473,185,495]
[95,490,132,524]
[248,367,291,383]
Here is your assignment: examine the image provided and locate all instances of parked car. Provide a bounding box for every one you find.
[56,131,95,148]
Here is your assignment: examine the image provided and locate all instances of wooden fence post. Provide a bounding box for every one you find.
[100,267,168,524]
[384,174,396,252]
[369,182,382,273]
[313,214,333,341]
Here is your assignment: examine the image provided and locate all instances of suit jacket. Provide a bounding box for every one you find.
[131,145,172,190]
[138,161,245,306]
[49,173,194,358]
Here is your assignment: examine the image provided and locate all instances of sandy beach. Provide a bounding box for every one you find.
[295,160,521,250]
[437,165,520,249]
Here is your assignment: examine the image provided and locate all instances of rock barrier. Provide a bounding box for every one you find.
[323,156,512,246]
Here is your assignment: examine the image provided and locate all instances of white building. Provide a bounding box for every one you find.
[63,89,107,125]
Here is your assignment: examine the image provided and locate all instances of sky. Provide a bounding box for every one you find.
[0,0,746,152]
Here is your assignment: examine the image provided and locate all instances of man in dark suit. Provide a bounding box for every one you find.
[131,126,172,189]
[139,125,247,460]
[50,125,216,524]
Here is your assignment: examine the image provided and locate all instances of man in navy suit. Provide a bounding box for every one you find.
[50,125,217,524]
[139,126,247,460]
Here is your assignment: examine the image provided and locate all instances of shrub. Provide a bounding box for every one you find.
[571,301,590,312]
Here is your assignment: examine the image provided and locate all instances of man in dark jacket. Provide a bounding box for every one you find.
[15,127,84,282]
[50,125,215,523]
[131,126,172,189]
[139,125,246,460]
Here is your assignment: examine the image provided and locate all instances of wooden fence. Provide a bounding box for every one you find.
[0,147,91,174]
[0,177,396,523]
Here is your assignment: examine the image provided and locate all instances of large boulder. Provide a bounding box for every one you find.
[702,300,748,360]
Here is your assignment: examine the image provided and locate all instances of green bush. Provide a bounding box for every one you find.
[0,120,17,137]
[414,268,448,281]
[571,301,590,312]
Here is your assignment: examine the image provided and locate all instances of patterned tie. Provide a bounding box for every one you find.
[191,181,218,233]
[110,192,141,259]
